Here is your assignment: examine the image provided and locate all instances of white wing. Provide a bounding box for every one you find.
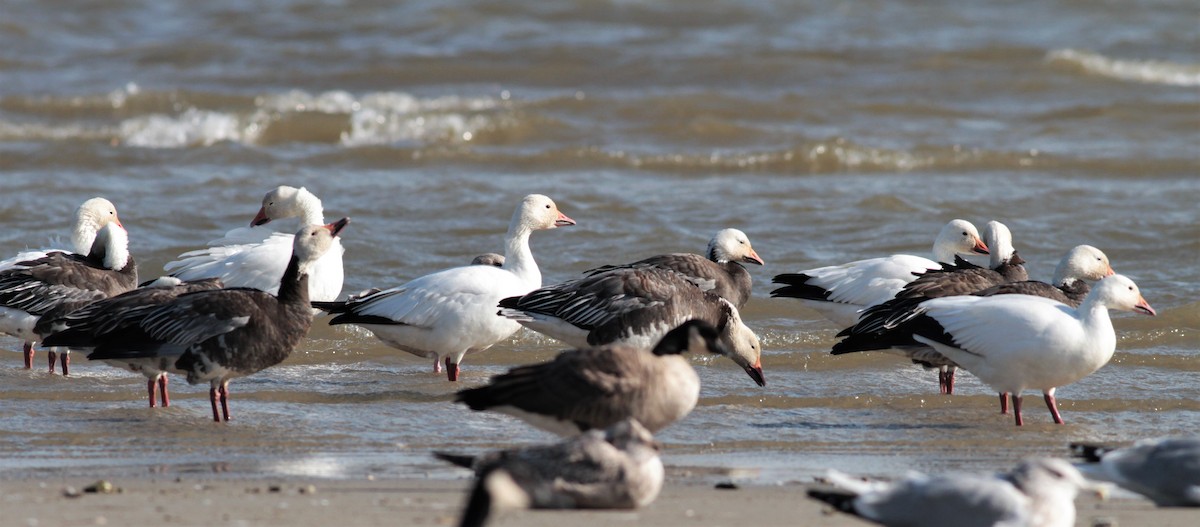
[805,254,940,307]
[349,266,526,328]
[165,229,344,301]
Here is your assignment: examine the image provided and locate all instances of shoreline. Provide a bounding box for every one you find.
[2,473,1194,527]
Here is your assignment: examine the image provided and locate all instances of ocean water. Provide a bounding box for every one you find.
[0,0,1196,485]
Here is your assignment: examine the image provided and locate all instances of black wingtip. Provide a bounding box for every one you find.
[806,488,859,515]
[433,451,477,469]
[459,473,494,527]
[1068,442,1111,463]
[496,295,521,309]
[651,320,721,356]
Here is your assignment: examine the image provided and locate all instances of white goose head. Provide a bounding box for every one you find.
[1007,458,1094,527]
[1089,274,1155,316]
[73,197,121,254]
[252,186,325,227]
[1053,245,1115,286]
[292,218,349,275]
[707,228,764,266]
[716,300,765,387]
[931,219,989,263]
[983,220,1022,269]
[511,194,575,233]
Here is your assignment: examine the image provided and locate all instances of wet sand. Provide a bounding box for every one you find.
[2,474,1194,527]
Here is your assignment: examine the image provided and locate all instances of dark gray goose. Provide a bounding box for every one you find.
[0,197,122,369]
[434,419,663,527]
[456,320,756,436]
[42,276,224,407]
[75,219,348,422]
[496,266,764,386]
[1071,437,1200,507]
[864,220,1026,394]
[0,222,137,375]
[582,228,763,309]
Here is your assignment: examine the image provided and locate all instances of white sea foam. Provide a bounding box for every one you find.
[1047,49,1200,87]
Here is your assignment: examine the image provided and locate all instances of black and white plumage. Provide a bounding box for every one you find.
[808,458,1093,527]
[582,228,764,309]
[73,219,349,422]
[164,185,346,304]
[456,320,756,436]
[973,244,1114,305]
[0,197,123,369]
[497,266,764,386]
[1070,437,1200,507]
[42,276,224,407]
[435,419,663,527]
[0,222,137,375]
[313,195,575,382]
[853,220,1027,394]
[833,275,1155,426]
[770,219,989,327]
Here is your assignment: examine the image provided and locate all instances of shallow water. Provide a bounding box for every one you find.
[0,0,1197,484]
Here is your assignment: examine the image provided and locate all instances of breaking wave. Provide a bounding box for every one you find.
[1046,49,1200,87]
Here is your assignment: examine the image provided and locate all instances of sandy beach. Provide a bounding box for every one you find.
[2,472,1195,527]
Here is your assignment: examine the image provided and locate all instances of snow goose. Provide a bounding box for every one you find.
[582,228,763,309]
[456,320,758,436]
[770,219,989,327]
[0,222,138,375]
[496,266,764,386]
[435,419,663,527]
[312,195,575,381]
[78,219,349,422]
[164,185,345,303]
[42,276,224,407]
[1070,437,1200,507]
[0,197,122,368]
[833,274,1155,426]
[973,244,1114,305]
[808,458,1093,527]
[470,253,505,267]
[864,220,1026,394]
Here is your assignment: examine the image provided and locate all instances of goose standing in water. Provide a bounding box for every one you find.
[75,219,349,422]
[0,197,122,368]
[313,195,574,381]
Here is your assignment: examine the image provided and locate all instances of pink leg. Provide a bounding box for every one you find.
[159,375,170,407]
[944,368,955,395]
[937,369,947,394]
[446,358,459,382]
[1012,394,1024,426]
[434,358,442,373]
[209,385,222,422]
[999,393,1009,414]
[148,378,158,408]
[1043,390,1064,424]
[219,383,231,422]
[60,351,69,376]
[23,341,34,369]
[47,349,57,374]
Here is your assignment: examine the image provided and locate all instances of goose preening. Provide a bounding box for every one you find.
[456,320,759,436]
[863,220,1027,394]
[164,185,345,303]
[0,197,122,368]
[582,228,764,309]
[833,274,1155,426]
[42,276,225,407]
[76,219,349,422]
[312,195,575,381]
[770,219,989,327]
[808,458,1093,527]
[0,222,138,375]
[1070,437,1200,507]
[496,266,764,386]
[435,419,663,527]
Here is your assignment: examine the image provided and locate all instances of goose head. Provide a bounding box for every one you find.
[1091,274,1155,316]
[707,228,764,266]
[471,253,506,267]
[252,186,323,226]
[716,301,766,387]
[293,217,349,274]
[932,219,989,263]
[73,197,121,254]
[512,194,575,232]
[1053,245,1115,286]
[983,221,1021,269]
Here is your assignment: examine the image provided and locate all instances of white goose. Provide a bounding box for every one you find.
[0,197,121,368]
[164,185,345,302]
[771,219,989,327]
[833,274,1156,426]
[313,194,575,381]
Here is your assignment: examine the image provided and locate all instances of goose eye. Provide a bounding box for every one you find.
[544,204,551,209]
[962,231,968,236]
